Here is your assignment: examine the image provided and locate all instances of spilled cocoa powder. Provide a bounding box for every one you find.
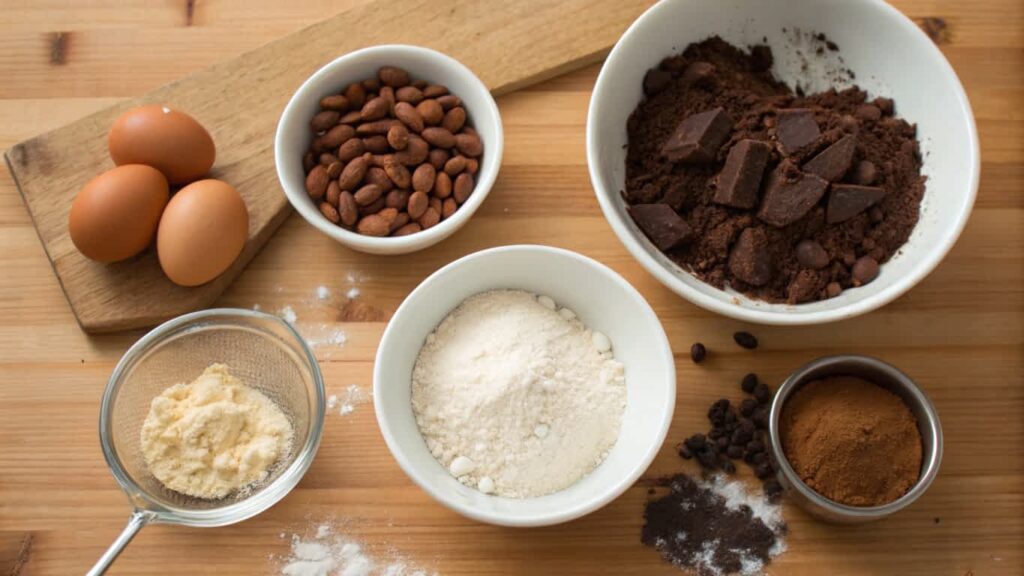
[624,37,926,303]
[780,375,923,507]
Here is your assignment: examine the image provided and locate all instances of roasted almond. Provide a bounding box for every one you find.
[454,172,474,204]
[407,191,429,219]
[356,214,390,236]
[338,156,368,190]
[412,163,436,193]
[319,202,340,223]
[378,66,411,88]
[454,132,483,157]
[394,135,429,165]
[393,222,422,236]
[422,127,456,149]
[326,181,341,206]
[319,94,350,111]
[319,152,338,166]
[320,124,357,148]
[378,207,399,226]
[428,196,442,214]
[389,211,410,233]
[337,138,365,162]
[422,84,449,98]
[361,97,390,121]
[344,83,366,108]
[363,135,390,154]
[310,110,340,132]
[442,107,467,133]
[418,206,441,229]
[326,161,343,180]
[442,197,457,219]
[354,183,383,206]
[387,123,409,151]
[429,148,450,170]
[394,102,424,133]
[466,157,479,174]
[444,155,468,176]
[416,99,444,126]
[385,189,410,210]
[303,151,316,173]
[433,171,453,198]
[338,191,358,225]
[360,196,386,216]
[384,160,411,189]
[379,86,396,111]
[395,86,424,105]
[306,165,330,199]
[436,94,461,110]
[338,110,363,125]
[361,77,380,92]
[366,166,394,193]
[356,119,396,136]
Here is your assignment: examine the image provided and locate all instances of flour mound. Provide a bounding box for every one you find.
[411,290,626,498]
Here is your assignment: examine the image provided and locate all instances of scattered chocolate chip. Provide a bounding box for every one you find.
[757,165,829,227]
[763,479,783,501]
[751,405,769,428]
[733,331,758,350]
[713,139,771,209]
[754,462,774,479]
[679,444,693,459]
[696,447,719,469]
[726,445,744,459]
[741,373,758,394]
[853,160,878,185]
[643,68,673,96]
[753,383,771,404]
[775,108,821,155]
[740,398,758,417]
[854,104,882,121]
[661,107,733,163]
[746,440,765,454]
[852,256,880,286]
[716,436,730,451]
[827,184,887,224]
[721,460,737,474]
[826,281,843,298]
[728,227,773,286]
[934,517,941,525]
[629,204,694,250]
[803,134,856,182]
[731,426,753,445]
[684,433,707,451]
[795,239,829,269]
[690,342,707,363]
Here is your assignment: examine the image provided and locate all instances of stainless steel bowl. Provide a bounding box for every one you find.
[768,355,942,523]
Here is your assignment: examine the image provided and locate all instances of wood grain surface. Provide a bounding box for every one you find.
[1,1,1022,575]
[5,0,651,334]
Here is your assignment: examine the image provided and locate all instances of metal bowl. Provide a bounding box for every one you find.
[768,355,942,523]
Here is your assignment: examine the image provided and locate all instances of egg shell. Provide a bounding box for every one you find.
[68,164,169,263]
[157,179,249,286]
[108,104,216,184]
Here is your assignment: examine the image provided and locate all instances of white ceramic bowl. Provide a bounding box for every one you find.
[373,245,675,526]
[276,45,503,255]
[587,0,979,325]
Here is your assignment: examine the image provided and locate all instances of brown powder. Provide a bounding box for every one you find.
[780,376,923,506]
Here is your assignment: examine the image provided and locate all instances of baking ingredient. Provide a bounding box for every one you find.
[108,104,216,184]
[156,179,249,286]
[140,364,293,499]
[303,66,483,237]
[327,384,368,416]
[780,375,923,506]
[690,342,707,364]
[277,521,435,576]
[68,164,169,262]
[679,372,782,501]
[733,331,758,350]
[642,474,786,576]
[624,37,925,303]
[411,290,625,498]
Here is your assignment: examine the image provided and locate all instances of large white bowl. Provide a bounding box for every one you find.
[587,0,979,325]
[276,45,503,255]
[373,245,675,526]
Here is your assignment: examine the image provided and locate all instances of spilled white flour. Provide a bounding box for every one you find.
[327,385,370,417]
[277,523,435,576]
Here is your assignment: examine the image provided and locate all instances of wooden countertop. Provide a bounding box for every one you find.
[1,1,1021,574]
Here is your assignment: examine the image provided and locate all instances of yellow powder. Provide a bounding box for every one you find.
[140,363,294,499]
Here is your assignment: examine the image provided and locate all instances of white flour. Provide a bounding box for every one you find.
[327,384,369,417]
[411,290,626,498]
[277,523,435,576]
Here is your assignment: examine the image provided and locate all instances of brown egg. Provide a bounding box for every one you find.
[108,104,216,184]
[69,164,169,263]
[157,179,248,286]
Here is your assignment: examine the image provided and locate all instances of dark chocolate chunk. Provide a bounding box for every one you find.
[757,165,829,227]
[713,139,771,209]
[643,68,673,96]
[629,204,694,250]
[679,444,693,459]
[690,342,707,364]
[661,107,733,163]
[852,256,880,286]
[803,134,856,182]
[682,61,716,85]
[733,331,759,350]
[750,45,773,72]
[753,383,771,404]
[684,433,707,451]
[787,269,824,303]
[853,160,878,185]
[775,108,821,155]
[763,479,783,501]
[740,373,758,393]
[728,228,772,286]
[726,445,744,459]
[826,184,886,224]
[795,239,829,269]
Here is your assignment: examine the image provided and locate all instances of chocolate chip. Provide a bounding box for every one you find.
[853,160,878,185]
[754,462,774,479]
[763,479,783,501]
[690,342,707,364]
[682,61,716,85]
[757,165,829,227]
[643,68,673,96]
[679,444,693,459]
[803,134,856,182]
[826,184,886,224]
[775,108,821,155]
[855,104,882,121]
[716,436,730,451]
[740,373,758,393]
[684,433,707,451]
[753,383,771,404]
[747,451,767,465]
[629,204,694,250]
[733,331,758,350]
[726,445,744,459]
[731,426,753,445]
[795,239,829,269]
[826,281,843,298]
[740,398,758,417]
[721,460,737,474]
[713,139,771,209]
[696,447,719,469]
[852,256,880,286]
[750,46,773,72]
[751,405,769,428]
[746,440,765,454]
[728,227,772,286]
[661,107,733,163]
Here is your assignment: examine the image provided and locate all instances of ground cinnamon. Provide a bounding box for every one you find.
[780,375,922,506]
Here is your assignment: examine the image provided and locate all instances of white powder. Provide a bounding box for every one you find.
[277,523,434,576]
[704,475,788,566]
[316,286,331,301]
[278,306,298,324]
[411,290,626,498]
[327,385,369,416]
[346,287,361,299]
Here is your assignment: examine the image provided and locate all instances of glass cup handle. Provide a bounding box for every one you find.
[86,510,154,576]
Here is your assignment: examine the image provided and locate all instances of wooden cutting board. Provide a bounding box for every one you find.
[4,0,653,333]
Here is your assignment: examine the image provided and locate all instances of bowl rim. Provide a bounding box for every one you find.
[767,354,943,519]
[98,308,326,527]
[372,244,677,526]
[585,0,980,325]
[275,44,504,254]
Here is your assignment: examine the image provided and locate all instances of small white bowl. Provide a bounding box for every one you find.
[373,245,675,526]
[276,45,503,255]
[587,0,979,325]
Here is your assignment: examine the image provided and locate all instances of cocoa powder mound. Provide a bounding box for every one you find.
[624,37,926,303]
[780,376,923,507]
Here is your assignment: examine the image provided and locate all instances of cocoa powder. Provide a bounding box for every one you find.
[780,376,923,507]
